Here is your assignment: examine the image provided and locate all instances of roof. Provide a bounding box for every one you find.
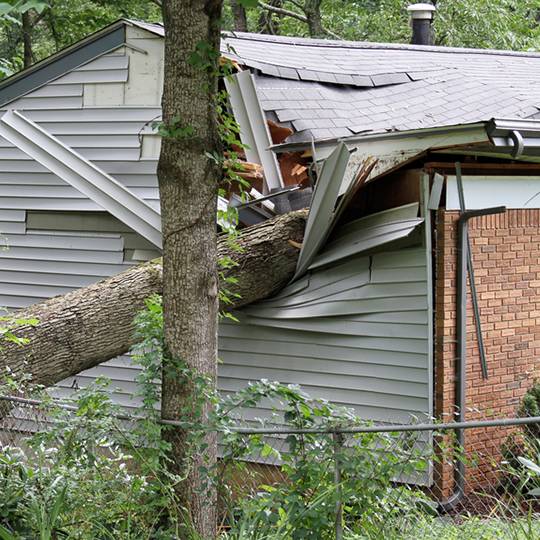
[221,32,540,144]
[3,19,540,146]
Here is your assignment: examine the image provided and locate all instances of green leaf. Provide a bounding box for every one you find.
[518,456,540,475]
[260,443,274,458]
[0,524,16,540]
[237,0,258,6]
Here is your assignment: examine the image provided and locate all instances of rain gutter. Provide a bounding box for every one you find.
[271,121,489,155]
[486,118,540,158]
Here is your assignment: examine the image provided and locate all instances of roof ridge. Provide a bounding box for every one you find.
[224,31,540,60]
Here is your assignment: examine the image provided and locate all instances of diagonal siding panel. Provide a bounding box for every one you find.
[0,110,162,248]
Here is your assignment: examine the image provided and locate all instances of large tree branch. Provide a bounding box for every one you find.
[258,0,341,39]
[0,209,307,389]
[258,0,307,22]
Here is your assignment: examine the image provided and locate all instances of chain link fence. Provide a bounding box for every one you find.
[2,394,540,539]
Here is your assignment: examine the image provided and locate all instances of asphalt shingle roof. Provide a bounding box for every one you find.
[221,32,540,143]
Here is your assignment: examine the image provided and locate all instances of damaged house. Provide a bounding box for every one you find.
[2,10,540,496]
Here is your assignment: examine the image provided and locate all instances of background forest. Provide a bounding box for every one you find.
[2,0,540,79]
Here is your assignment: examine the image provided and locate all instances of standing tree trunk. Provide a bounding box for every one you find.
[21,11,33,68]
[158,0,223,537]
[231,0,248,31]
[304,0,325,38]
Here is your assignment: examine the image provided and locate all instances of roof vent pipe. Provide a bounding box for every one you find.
[407,3,436,46]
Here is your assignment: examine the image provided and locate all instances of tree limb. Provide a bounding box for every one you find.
[258,0,307,23]
[257,0,341,39]
[0,209,307,389]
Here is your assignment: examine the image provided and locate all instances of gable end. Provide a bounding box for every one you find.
[0,25,126,108]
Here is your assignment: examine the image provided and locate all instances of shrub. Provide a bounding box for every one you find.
[518,381,540,441]
[217,382,431,540]
[0,381,180,539]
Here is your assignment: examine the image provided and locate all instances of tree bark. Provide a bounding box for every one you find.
[231,0,248,32]
[257,0,284,34]
[158,0,224,533]
[21,11,34,68]
[304,0,325,38]
[0,210,306,395]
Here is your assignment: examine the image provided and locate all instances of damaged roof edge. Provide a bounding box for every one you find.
[289,117,540,282]
[224,70,283,192]
[272,117,540,159]
[271,121,492,156]
[486,118,540,158]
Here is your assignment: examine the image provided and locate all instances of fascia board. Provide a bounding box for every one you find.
[339,125,490,196]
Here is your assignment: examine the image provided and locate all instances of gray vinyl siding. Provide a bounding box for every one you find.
[0,39,162,213]
[57,246,430,427]
[0,210,158,407]
[0,210,159,308]
[0,23,432,442]
[1,206,431,426]
[219,245,430,426]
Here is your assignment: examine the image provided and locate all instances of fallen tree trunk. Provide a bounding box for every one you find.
[0,209,307,388]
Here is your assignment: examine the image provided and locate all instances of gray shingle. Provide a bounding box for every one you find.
[297,69,320,82]
[222,32,540,143]
[275,109,300,122]
[292,119,313,131]
[371,72,411,87]
[277,67,300,80]
[257,63,280,77]
[333,73,355,85]
[352,75,373,87]
[317,72,338,84]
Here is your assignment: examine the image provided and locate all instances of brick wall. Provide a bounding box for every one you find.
[434,209,540,495]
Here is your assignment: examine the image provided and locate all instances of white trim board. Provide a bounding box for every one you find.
[446,175,540,210]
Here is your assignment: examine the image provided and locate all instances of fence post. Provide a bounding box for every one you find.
[333,431,344,540]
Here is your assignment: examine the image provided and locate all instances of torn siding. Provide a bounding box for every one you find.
[220,245,430,425]
[35,205,431,427]
[293,142,350,278]
[226,203,431,425]
[54,243,430,425]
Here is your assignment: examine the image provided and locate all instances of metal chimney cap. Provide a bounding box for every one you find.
[407,3,436,20]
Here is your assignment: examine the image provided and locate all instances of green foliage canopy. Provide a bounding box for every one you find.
[223,0,540,51]
[1,0,540,80]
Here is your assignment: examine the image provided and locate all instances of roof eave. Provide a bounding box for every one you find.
[271,121,491,156]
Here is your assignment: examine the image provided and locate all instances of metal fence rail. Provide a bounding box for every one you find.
[1,393,540,539]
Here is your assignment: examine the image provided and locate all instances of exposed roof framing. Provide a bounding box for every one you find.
[0,110,162,248]
[224,70,283,193]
